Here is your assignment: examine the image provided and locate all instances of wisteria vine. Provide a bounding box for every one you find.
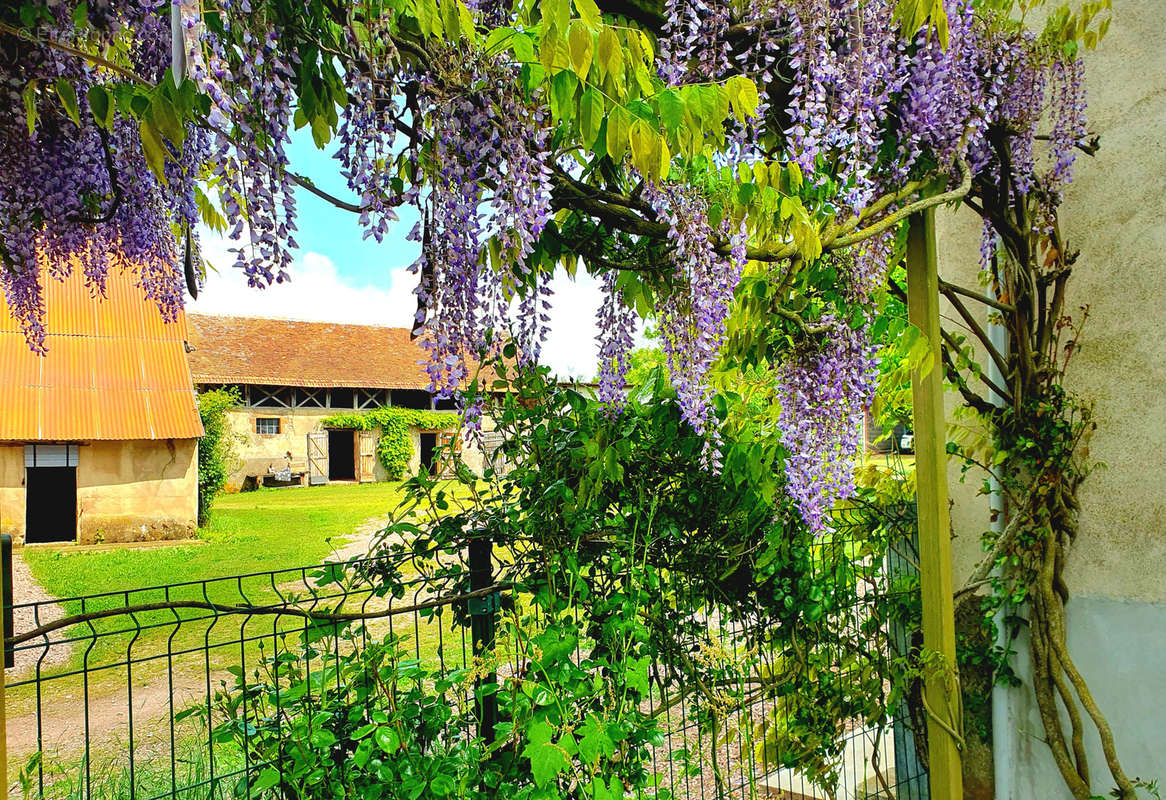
[1,0,1097,533]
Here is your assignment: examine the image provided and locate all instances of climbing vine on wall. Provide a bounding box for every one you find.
[197,387,241,525]
[322,407,458,479]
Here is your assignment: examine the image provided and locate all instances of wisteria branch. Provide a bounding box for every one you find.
[938,277,1014,313]
[940,280,1010,380]
[69,126,123,224]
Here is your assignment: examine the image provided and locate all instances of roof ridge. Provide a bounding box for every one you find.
[186,311,413,333]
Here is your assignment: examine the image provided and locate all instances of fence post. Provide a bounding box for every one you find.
[906,209,963,800]
[468,536,498,745]
[1,533,9,783]
[2,535,11,669]
[888,504,930,800]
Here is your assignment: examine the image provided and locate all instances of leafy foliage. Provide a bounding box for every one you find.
[215,632,486,799]
[196,387,240,525]
[322,407,458,479]
[365,363,926,796]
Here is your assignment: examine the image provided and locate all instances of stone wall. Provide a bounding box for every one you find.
[0,438,198,545]
[0,446,25,541]
[77,439,199,544]
[222,407,487,490]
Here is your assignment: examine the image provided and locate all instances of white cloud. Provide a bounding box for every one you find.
[190,234,417,327]
[190,233,619,379]
[542,269,604,380]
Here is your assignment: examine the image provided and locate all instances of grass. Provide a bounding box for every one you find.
[22,481,413,600]
[7,482,469,796]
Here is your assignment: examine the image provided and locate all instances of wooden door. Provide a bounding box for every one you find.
[436,431,459,478]
[306,431,328,485]
[358,430,377,483]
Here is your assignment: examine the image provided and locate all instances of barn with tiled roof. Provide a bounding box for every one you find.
[185,313,477,490]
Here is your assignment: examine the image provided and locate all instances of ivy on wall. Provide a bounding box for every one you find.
[321,407,458,479]
[197,388,242,525]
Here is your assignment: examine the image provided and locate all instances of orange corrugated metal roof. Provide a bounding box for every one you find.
[186,314,434,390]
[0,263,203,441]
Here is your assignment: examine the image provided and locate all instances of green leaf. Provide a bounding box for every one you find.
[568,21,593,77]
[147,95,185,148]
[440,0,461,40]
[629,118,666,181]
[138,119,167,184]
[605,104,629,163]
[540,22,563,72]
[575,0,602,29]
[87,86,113,130]
[310,728,337,749]
[550,69,578,123]
[430,774,456,796]
[580,87,604,148]
[577,714,615,763]
[375,726,401,753]
[310,114,331,148]
[596,28,621,82]
[545,0,570,33]
[788,161,804,191]
[484,26,511,53]
[708,202,724,229]
[55,78,81,127]
[415,0,441,38]
[687,84,728,128]
[725,75,759,121]
[522,721,569,788]
[655,89,685,134]
[22,80,38,137]
[511,30,535,62]
[627,655,650,695]
[252,768,281,791]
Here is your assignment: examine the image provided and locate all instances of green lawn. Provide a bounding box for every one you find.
[23,481,411,600]
[8,482,430,792]
[10,482,417,722]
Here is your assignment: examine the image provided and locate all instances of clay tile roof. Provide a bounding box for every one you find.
[0,264,204,441]
[185,314,433,390]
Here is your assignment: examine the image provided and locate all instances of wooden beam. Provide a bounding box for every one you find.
[906,209,964,800]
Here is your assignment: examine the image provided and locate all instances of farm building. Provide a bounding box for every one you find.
[185,314,486,490]
[0,267,203,545]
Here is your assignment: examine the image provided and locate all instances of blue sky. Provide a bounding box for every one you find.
[191,130,607,378]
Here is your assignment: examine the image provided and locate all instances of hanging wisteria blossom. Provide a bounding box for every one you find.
[0,0,1102,529]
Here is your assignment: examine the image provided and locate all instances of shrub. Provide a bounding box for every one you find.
[197,388,241,525]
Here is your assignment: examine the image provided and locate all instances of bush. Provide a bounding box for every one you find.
[197,388,240,525]
[215,631,485,799]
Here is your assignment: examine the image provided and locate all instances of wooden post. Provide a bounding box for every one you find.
[906,209,963,800]
[1,535,8,786]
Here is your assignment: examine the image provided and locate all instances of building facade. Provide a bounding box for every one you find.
[185,314,484,490]
[0,267,203,545]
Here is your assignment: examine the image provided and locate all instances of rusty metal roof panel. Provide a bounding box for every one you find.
[0,264,203,441]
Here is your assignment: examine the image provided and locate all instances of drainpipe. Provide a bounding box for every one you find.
[987,265,1013,799]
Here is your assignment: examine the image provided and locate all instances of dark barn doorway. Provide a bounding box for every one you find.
[327,429,356,481]
[419,432,437,472]
[25,467,77,544]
